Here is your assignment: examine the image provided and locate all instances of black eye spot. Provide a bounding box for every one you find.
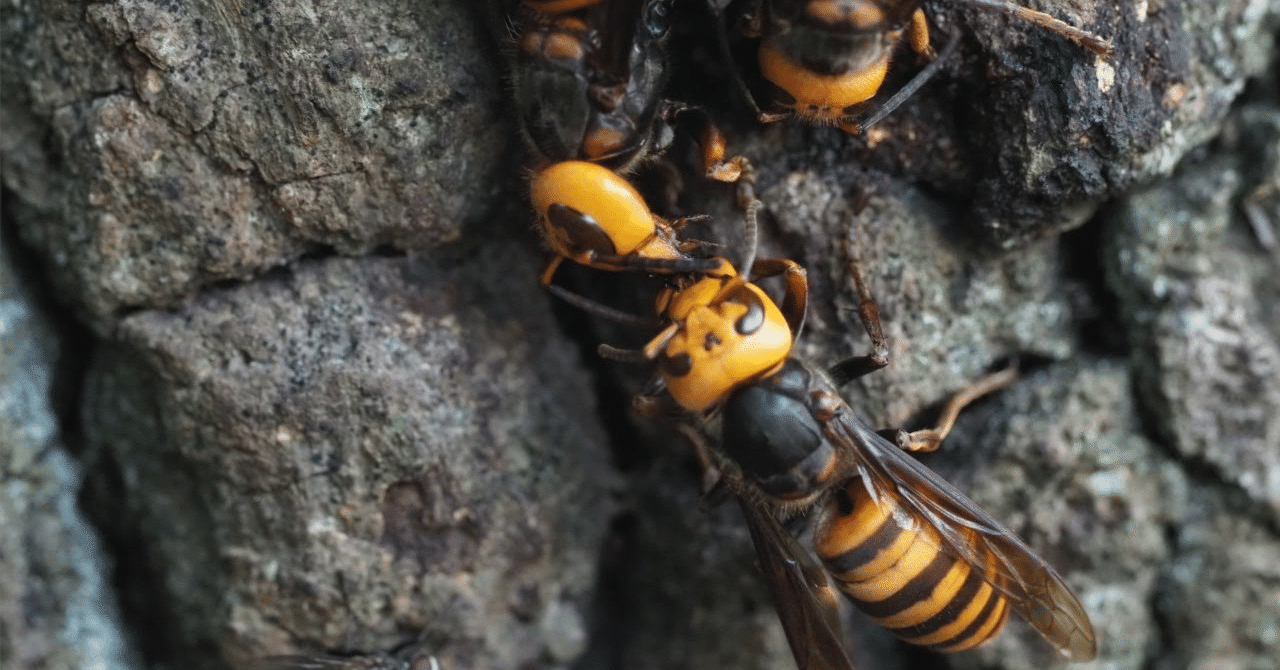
[547,203,616,255]
[660,352,693,377]
[704,333,722,351]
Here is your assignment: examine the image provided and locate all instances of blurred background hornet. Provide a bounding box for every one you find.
[713,0,1112,134]
[599,239,1096,667]
[501,0,749,178]
[503,0,672,171]
[492,0,760,314]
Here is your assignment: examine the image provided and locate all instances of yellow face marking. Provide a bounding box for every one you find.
[758,40,890,120]
[631,234,682,262]
[660,282,793,412]
[663,275,730,322]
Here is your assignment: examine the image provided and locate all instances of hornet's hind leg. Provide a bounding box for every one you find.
[896,364,1019,453]
[827,236,891,386]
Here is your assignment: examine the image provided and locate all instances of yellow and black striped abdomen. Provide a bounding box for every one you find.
[814,481,1009,652]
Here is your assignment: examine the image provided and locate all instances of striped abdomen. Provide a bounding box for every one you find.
[814,481,1009,652]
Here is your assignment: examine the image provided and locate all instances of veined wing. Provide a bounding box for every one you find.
[821,402,1096,661]
[737,495,860,670]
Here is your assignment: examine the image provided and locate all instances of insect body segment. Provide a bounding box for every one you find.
[725,0,1111,133]
[720,359,843,504]
[717,359,1097,663]
[815,389,1099,661]
[530,160,725,295]
[817,480,1012,653]
[532,161,682,267]
[670,352,1096,669]
[509,0,672,171]
[755,0,931,133]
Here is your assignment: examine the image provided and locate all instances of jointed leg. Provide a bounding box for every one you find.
[709,2,777,127]
[957,0,1112,57]
[855,30,959,133]
[827,237,889,386]
[845,239,889,369]
[663,103,751,183]
[896,364,1018,453]
[748,258,808,337]
[676,423,726,497]
[908,9,935,59]
[607,253,726,274]
[540,256,658,328]
[668,214,712,231]
[733,160,761,275]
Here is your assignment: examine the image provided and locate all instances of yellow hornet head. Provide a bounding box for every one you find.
[647,266,793,412]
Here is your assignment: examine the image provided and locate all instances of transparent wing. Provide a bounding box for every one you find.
[737,496,860,670]
[823,403,1096,661]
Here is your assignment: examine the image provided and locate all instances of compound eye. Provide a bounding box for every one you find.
[546,203,617,256]
[660,351,693,378]
[728,287,766,335]
[644,0,670,38]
